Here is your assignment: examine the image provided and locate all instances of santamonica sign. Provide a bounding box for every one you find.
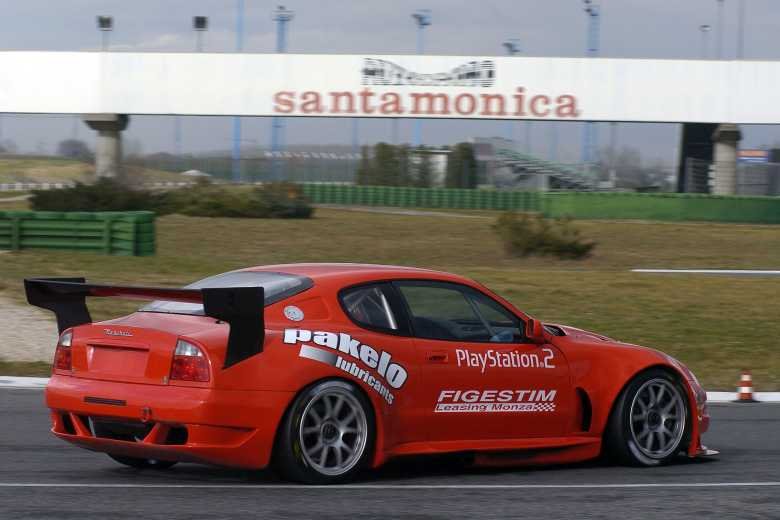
[272,57,581,120]
[5,52,780,123]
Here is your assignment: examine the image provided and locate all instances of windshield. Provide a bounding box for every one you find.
[140,271,313,315]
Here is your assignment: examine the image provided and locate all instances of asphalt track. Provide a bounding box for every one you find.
[0,390,778,519]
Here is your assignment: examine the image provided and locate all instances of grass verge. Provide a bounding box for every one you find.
[0,157,185,184]
[0,208,778,389]
[0,360,51,377]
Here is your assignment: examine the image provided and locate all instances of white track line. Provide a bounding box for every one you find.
[632,269,780,276]
[0,482,779,489]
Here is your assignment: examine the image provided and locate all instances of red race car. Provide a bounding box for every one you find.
[25,264,714,483]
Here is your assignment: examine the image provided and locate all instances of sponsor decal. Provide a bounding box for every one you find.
[272,88,580,119]
[435,389,557,413]
[283,329,407,405]
[103,329,132,337]
[272,56,579,120]
[283,305,305,322]
[361,58,496,87]
[456,348,556,373]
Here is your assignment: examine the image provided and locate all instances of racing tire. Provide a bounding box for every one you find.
[605,368,691,466]
[107,454,178,470]
[274,380,375,484]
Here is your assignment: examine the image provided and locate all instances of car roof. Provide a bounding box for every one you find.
[236,263,528,320]
[241,263,446,281]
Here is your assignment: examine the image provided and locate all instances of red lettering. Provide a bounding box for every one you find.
[555,95,580,118]
[530,95,551,117]
[301,91,324,114]
[513,87,527,116]
[329,92,356,114]
[358,88,376,114]
[411,93,450,115]
[454,93,476,115]
[480,94,507,116]
[273,91,294,114]
[380,93,403,114]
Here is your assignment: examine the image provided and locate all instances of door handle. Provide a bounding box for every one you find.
[426,351,449,363]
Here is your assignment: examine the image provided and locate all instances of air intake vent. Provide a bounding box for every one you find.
[543,325,566,336]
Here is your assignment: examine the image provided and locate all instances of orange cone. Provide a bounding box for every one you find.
[734,371,758,402]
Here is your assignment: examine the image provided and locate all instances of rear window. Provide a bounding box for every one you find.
[140,271,313,315]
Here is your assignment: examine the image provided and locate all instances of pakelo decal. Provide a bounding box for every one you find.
[283,329,408,405]
[456,348,555,373]
[435,389,557,413]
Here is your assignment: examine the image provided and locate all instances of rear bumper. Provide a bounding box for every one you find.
[45,374,294,469]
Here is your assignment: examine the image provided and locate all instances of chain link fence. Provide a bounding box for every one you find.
[125,154,360,184]
[682,157,780,196]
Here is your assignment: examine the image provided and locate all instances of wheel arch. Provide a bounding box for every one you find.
[598,363,698,455]
[270,375,385,470]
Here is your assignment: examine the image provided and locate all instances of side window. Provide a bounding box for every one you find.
[397,282,523,343]
[340,284,398,332]
[470,292,524,343]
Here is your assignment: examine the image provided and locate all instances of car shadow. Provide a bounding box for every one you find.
[102,451,716,485]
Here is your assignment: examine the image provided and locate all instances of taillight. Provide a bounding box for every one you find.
[53,330,73,372]
[170,339,210,382]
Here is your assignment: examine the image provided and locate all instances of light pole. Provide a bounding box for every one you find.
[582,0,600,176]
[737,0,745,59]
[97,16,113,51]
[271,6,294,181]
[700,24,711,59]
[232,0,244,183]
[89,16,114,143]
[716,0,725,59]
[194,16,207,52]
[608,120,618,186]
[173,16,208,167]
[502,39,521,145]
[411,9,431,148]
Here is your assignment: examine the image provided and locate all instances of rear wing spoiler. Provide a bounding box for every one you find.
[24,277,264,368]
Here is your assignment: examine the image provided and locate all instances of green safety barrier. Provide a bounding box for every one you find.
[300,184,780,224]
[542,192,780,224]
[300,184,542,212]
[0,211,156,256]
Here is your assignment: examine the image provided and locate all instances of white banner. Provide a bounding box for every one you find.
[1,52,779,123]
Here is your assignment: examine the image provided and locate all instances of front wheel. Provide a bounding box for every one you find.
[274,380,375,484]
[606,369,690,466]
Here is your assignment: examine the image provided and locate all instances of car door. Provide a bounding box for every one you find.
[394,280,574,442]
[338,282,425,445]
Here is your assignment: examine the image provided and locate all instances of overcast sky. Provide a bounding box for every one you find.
[2,0,780,166]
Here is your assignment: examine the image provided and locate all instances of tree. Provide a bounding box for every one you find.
[445,142,478,188]
[57,139,92,160]
[356,145,373,185]
[372,142,399,186]
[396,144,412,187]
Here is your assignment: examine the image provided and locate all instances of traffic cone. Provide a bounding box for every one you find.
[734,371,758,402]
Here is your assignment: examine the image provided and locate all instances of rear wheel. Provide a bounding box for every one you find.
[606,369,690,466]
[274,380,374,484]
[107,454,178,470]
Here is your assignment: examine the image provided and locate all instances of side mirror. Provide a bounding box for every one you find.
[526,318,546,345]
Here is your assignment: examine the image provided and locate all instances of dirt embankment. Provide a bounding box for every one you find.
[0,295,57,362]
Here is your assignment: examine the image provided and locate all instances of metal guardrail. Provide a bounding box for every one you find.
[6,181,778,225]
[0,181,200,192]
[0,182,74,192]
